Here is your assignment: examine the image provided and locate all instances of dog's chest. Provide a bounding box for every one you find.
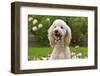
[53,46,69,59]
[59,51,66,59]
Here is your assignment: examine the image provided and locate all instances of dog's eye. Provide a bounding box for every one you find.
[61,26,63,29]
[54,26,56,28]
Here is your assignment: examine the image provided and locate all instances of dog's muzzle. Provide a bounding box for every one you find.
[54,30,62,41]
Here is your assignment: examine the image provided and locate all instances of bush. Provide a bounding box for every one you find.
[28,15,88,46]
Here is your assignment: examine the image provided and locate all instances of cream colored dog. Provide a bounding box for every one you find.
[48,19,72,60]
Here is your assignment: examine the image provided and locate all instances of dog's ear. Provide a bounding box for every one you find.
[48,24,54,33]
[64,28,72,47]
[48,25,55,48]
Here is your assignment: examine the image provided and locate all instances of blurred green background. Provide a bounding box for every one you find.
[28,15,88,60]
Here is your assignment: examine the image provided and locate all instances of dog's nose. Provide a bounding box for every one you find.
[55,30,58,33]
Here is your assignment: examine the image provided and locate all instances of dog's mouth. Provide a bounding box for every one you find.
[55,32,62,41]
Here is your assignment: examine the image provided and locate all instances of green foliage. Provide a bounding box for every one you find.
[28,47,52,60]
[28,15,88,46]
[66,17,88,45]
[70,47,88,58]
[28,47,88,60]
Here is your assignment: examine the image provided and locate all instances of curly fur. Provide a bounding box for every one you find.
[48,19,72,60]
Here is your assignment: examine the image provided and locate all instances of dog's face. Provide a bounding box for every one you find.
[52,22,67,41]
[48,19,72,48]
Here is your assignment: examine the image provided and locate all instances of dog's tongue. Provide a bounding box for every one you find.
[56,37,61,41]
[55,32,62,41]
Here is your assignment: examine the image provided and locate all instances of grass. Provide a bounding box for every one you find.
[28,47,88,60]
[70,47,88,58]
[28,47,52,60]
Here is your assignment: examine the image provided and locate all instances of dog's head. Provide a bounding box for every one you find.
[48,19,72,48]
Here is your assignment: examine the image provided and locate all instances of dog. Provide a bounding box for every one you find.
[48,19,72,60]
